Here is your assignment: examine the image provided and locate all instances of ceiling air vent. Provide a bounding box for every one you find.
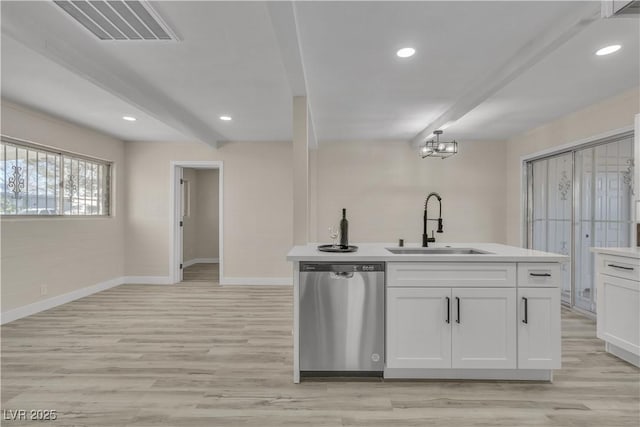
[54,1,179,41]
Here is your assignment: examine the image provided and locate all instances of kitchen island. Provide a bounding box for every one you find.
[591,247,640,367]
[287,243,568,383]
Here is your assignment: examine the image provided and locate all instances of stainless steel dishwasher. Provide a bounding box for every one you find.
[299,262,384,374]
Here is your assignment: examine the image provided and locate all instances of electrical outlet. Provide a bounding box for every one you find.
[40,284,48,296]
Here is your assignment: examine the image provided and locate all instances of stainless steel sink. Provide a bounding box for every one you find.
[386,247,493,255]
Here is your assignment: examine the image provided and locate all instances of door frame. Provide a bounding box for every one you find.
[169,161,223,284]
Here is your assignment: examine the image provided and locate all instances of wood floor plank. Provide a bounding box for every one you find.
[1,281,638,426]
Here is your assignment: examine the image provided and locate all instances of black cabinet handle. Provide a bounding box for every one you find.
[522,297,528,324]
[607,264,634,271]
[529,273,551,277]
[445,297,450,324]
[455,297,460,324]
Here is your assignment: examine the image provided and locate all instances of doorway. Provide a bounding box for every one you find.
[525,132,634,314]
[170,161,223,284]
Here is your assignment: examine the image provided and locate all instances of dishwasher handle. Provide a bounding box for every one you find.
[330,272,355,279]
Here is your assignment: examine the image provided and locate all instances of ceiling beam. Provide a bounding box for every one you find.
[267,1,318,149]
[1,2,224,147]
[410,2,601,147]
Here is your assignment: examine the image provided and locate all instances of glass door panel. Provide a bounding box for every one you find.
[529,153,572,304]
[527,134,634,314]
[574,138,633,312]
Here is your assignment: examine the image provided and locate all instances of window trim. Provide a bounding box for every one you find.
[1,134,113,218]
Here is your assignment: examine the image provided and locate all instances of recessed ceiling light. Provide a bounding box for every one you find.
[219,115,232,121]
[122,116,136,121]
[596,44,621,56]
[396,47,415,58]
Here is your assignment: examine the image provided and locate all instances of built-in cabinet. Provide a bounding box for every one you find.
[386,287,451,368]
[386,262,561,377]
[517,287,561,369]
[386,287,517,369]
[594,251,640,367]
[451,287,516,369]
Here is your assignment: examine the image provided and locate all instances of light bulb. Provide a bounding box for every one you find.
[396,47,415,58]
[596,45,621,56]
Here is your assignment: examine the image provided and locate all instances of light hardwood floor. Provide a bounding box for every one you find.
[182,263,219,282]
[2,281,639,427]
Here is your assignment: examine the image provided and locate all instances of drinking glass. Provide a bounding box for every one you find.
[328,226,339,247]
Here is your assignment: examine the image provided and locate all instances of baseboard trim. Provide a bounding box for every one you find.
[606,342,640,368]
[383,368,553,381]
[0,277,124,325]
[122,276,173,285]
[183,258,219,268]
[221,277,292,286]
[0,273,289,324]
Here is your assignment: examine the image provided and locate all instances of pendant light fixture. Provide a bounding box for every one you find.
[419,130,458,159]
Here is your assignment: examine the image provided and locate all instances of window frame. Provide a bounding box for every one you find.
[1,135,113,218]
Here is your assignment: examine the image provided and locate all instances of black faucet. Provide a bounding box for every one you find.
[422,192,443,247]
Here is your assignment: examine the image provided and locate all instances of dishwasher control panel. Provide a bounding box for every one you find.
[301,263,385,272]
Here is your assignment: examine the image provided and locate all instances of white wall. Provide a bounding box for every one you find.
[124,140,292,280]
[315,139,508,245]
[0,101,125,312]
[505,87,640,246]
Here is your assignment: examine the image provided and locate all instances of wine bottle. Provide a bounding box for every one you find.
[340,208,349,247]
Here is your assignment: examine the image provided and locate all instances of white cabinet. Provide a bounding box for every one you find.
[451,288,516,369]
[386,287,451,369]
[594,251,640,367]
[387,262,516,287]
[595,248,640,366]
[517,287,561,369]
[386,287,516,370]
[386,261,562,378]
[598,275,639,354]
[517,263,561,288]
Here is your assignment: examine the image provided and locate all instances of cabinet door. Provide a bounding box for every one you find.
[451,288,516,369]
[597,274,640,355]
[518,287,561,369]
[386,287,451,369]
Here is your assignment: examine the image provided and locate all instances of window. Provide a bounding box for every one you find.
[0,136,111,216]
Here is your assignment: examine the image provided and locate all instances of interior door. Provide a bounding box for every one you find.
[178,167,184,282]
[451,288,516,369]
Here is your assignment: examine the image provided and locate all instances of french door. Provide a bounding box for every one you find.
[526,133,634,313]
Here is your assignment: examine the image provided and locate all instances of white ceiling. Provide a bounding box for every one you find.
[1,36,190,142]
[106,1,293,141]
[449,14,640,141]
[295,1,593,141]
[1,1,638,145]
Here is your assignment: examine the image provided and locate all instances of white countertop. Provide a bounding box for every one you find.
[287,242,568,263]
[590,246,640,259]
